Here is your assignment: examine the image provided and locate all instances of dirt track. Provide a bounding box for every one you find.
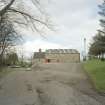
[0,63,105,105]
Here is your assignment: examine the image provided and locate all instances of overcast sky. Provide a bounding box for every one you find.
[18,0,102,58]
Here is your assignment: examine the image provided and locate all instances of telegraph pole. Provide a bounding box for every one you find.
[39,48,41,62]
[83,38,86,61]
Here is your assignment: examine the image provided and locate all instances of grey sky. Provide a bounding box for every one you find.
[19,0,102,57]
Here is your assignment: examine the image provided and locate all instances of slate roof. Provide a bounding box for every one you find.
[34,49,79,59]
[34,52,45,59]
[45,49,79,54]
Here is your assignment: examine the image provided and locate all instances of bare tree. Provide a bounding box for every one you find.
[0,0,51,65]
[0,0,51,31]
[0,14,21,65]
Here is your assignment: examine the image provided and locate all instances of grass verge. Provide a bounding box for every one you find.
[84,60,105,93]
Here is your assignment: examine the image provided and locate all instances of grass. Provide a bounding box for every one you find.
[84,59,105,93]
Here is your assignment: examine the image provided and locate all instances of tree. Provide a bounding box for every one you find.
[99,1,105,30]
[6,52,18,65]
[89,31,105,59]
[0,14,20,65]
[89,1,105,60]
[0,0,51,65]
[0,0,50,31]
[89,43,100,56]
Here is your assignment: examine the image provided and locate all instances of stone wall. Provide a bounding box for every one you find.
[45,53,80,63]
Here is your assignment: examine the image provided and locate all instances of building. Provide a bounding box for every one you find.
[45,49,80,63]
[33,52,45,63]
[34,49,80,63]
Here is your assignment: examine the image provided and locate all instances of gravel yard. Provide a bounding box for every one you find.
[0,63,105,105]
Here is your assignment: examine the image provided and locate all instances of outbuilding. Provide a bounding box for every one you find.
[34,49,80,63]
[45,49,80,63]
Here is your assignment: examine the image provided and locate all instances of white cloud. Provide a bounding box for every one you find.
[17,39,72,58]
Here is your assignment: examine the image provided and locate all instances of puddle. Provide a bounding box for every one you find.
[26,84,33,92]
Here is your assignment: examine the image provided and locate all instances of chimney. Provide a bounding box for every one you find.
[39,48,42,53]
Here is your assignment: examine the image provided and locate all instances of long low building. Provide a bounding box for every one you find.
[34,49,80,63]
